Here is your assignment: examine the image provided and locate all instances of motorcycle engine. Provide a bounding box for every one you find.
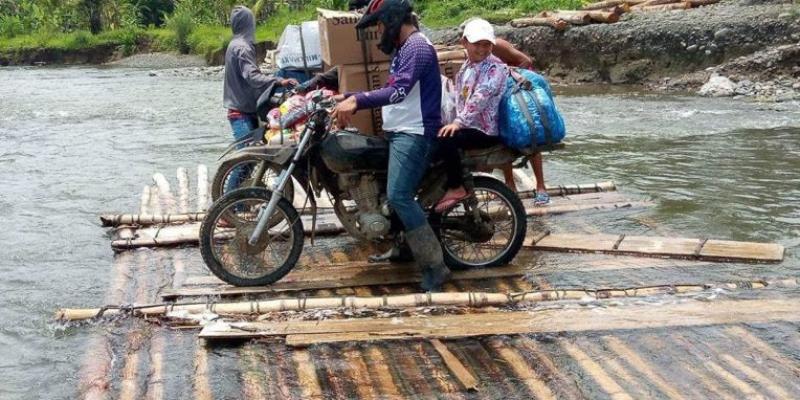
[340,174,390,240]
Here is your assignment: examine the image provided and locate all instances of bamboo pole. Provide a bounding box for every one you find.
[197,164,209,212]
[193,339,213,400]
[118,249,153,400]
[177,167,190,214]
[488,338,555,399]
[293,349,324,399]
[510,17,569,30]
[100,212,206,227]
[141,185,151,215]
[100,207,336,227]
[78,186,150,399]
[241,344,267,399]
[56,279,784,321]
[153,173,176,213]
[518,181,617,199]
[342,345,379,399]
[514,337,584,400]
[150,185,162,216]
[560,339,634,400]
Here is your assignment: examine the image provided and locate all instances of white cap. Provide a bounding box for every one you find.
[461,18,496,45]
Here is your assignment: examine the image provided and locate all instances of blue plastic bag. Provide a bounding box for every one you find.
[498,69,566,150]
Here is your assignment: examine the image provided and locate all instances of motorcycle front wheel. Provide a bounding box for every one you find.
[436,176,527,270]
[199,187,304,286]
[211,154,294,203]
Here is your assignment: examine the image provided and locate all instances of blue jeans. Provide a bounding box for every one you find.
[226,114,259,193]
[386,131,436,232]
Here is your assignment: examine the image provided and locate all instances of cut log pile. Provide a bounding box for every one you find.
[510,0,721,30]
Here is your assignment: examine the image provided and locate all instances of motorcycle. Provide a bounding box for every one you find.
[211,69,341,203]
[199,92,528,287]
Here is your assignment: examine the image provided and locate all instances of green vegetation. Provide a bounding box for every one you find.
[417,0,587,28]
[0,0,584,61]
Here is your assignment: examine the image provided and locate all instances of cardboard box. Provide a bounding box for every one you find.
[338,63,389,134]
[318,9,391,67]
[338,48,468,135]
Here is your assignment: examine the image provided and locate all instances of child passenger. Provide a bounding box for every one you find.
[435,18,509,213]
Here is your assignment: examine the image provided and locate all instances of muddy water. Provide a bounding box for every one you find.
[0,67,798,399]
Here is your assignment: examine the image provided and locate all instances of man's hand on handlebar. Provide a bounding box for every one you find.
[280,78,299,88]
[331,95,356,129]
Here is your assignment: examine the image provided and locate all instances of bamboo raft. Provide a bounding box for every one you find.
[70,164,800,398]
[511,0,721,30]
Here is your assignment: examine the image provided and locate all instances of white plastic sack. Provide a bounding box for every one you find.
[440,75,457,124]
[276,21,322,70]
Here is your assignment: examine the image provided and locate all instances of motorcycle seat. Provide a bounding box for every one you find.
[462,145,523,169]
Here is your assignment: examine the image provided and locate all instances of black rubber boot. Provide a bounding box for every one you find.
[405,224,451,292]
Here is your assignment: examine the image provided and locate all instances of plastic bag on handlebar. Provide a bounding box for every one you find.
[278,94,310,129]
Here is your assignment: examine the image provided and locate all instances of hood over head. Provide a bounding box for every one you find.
[230,6,255,43]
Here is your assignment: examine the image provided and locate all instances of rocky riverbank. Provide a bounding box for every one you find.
[431,0,800,100]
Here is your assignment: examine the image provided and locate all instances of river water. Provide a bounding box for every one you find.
[0,67,798,399]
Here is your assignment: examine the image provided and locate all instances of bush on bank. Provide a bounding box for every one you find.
[0,0,583,60]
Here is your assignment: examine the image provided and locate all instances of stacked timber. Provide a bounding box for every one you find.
[510,0,720,29]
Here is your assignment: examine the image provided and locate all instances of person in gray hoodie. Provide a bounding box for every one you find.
[223,6,296,190]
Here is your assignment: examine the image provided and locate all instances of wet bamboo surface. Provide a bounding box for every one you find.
[76,167,800,399]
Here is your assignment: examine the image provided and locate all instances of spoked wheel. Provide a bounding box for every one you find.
[199,187,304,286]
[436,176,527,270]
[211,154,294,203]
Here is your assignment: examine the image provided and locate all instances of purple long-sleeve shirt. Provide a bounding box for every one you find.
[353,32,442,137]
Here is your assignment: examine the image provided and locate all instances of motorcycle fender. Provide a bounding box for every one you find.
[217,126,267,160]
[220,144,297,167]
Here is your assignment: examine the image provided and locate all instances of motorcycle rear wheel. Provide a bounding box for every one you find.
[199,187,304,286]
[211,154,294,203]
[436,176,527,270]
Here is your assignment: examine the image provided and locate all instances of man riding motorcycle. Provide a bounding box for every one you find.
[331,0,451,291]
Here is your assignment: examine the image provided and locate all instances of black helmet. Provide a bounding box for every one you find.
[356,0,414,55]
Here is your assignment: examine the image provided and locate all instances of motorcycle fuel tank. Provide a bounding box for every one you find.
[320,131,389,173]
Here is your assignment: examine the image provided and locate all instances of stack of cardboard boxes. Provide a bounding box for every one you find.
[317,9,467,134]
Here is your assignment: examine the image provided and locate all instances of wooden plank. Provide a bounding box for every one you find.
[700,240,784,262]
[430,339,479,392]
[528,234,784,263]
[616,236,700,257]
[532,233,622,252]
[198,298,800,342]
[161,263,525,299]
